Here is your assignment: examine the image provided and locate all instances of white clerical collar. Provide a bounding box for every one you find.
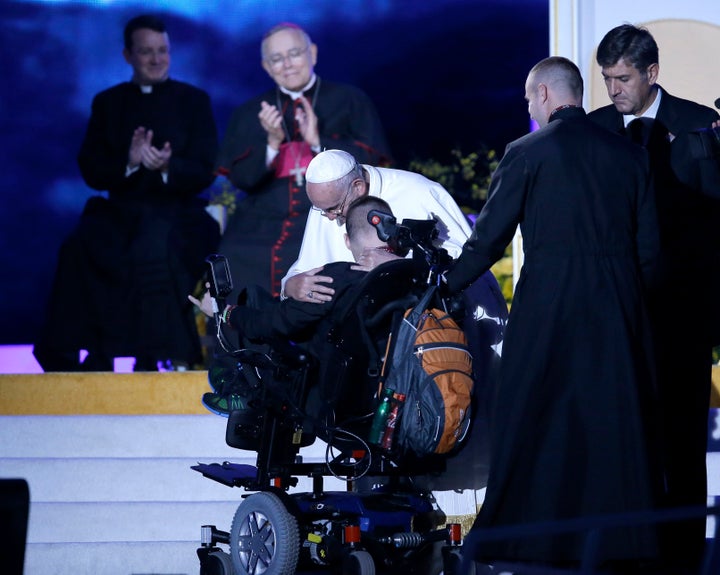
[135,80,168,94]
[278,74,317,100]
[623,87,662,127]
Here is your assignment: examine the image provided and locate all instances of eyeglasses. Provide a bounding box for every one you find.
[266,46,309,69]
[312,182,354,218]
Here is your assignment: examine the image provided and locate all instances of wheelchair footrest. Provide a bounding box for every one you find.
[191,462,258,487]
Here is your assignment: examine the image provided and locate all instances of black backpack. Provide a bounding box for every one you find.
[379,285,474,457]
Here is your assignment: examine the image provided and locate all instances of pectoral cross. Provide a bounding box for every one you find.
[289,164,306,187]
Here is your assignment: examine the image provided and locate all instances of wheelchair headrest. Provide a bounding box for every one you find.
[331,259,420,326]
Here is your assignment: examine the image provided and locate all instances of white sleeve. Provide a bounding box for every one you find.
[266,145,280,168]
[376,168,471,259]
[280,209,353,291]
[427,187,472,258]
[404,184,470,259]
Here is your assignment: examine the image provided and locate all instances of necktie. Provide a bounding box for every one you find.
[627,117,655,147]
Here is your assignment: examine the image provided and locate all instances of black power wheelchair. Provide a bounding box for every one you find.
[193,212,507,575]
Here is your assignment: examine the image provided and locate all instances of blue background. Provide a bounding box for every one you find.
[0,0,548,345]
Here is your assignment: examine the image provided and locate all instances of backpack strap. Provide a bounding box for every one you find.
[377,284,437,395]
[405,285,438,326]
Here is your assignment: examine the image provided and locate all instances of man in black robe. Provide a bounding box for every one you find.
[588,23,720,572]
[215,23,391,296]
[33,14,219,372]
[446,57,665,571]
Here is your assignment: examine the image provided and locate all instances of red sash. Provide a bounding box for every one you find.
[274,141,313,183]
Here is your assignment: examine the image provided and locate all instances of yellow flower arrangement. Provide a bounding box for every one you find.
[207,179,239,216]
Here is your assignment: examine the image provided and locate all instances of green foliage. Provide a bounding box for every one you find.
[408,147,498,214]
[408,147,512,309]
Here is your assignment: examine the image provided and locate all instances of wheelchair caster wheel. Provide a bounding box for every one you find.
[342,549,375,575]
[199,548,235,575]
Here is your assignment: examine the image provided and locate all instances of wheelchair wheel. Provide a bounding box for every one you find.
[342,549,375,575]
[229,491,299,575]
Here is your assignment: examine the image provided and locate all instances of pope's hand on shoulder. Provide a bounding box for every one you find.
[285,267,334,304]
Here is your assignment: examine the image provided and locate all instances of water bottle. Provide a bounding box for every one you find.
[380,392,405,450]
[368,387,394,445]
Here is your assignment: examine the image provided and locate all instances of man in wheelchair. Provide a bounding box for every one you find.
[190,195,508,575]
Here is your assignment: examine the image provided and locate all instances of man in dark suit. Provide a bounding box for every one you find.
[34,14,220,372]
[588,24,720,572]
[190,194,399,415]
[446,56,664,571]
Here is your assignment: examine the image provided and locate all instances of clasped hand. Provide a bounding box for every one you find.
[258,95,319,150]
[128,127,172,171]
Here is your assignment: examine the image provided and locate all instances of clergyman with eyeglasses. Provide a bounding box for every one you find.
[215,22,391,297]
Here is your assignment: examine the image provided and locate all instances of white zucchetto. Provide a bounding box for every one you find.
[305,149,357,184]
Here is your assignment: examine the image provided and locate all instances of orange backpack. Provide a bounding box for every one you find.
[379,286,473,456]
